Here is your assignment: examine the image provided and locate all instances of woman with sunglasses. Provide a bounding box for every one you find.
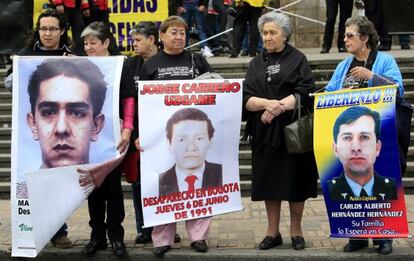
[325,16,412,255]
[325,16,403,94]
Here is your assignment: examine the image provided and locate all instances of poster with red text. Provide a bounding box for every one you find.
[138,79,243,227]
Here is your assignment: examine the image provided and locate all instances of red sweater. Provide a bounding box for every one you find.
[91,0,108,10]
[50,0,89,10]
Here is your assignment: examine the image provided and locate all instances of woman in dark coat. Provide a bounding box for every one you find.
[243,12,318,250]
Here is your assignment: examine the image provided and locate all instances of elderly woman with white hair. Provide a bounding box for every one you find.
[243,12,318,250]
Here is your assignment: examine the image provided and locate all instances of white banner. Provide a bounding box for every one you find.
[138,79,243,227]
[11,56,124,257]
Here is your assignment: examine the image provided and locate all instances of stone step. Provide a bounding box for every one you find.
[0,140,10,153]
[0,115,11,125]
[0,91,11,103]
[0,103,12,113]
[0,167,10,181]
[0,127,11,140]
[218,67,414,81]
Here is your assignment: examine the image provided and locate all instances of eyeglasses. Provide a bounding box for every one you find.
[344,32,361,39]
[39,26,60,33]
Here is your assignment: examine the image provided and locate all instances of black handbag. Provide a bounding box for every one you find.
[283,93,313,154]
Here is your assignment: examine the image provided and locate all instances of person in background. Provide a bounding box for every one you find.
[85,0,109,25]
[50,0,90,54]
[230,0,269,58]
[178,0,215,57]
[320,0,354,53]
[139,16,214,256]
[80,21,134,257]
[240,26,263,56]
[243,12,318,250]
[325,16,412,255]
[356,0,411,50]
[206,0,233,54]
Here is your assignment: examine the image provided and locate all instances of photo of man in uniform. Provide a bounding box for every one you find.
[328,106,397,201]
[26,58,107,169]
[159,108,222,196]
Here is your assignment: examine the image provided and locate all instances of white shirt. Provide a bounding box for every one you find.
[345,174,374,197]
[175,163,205,192]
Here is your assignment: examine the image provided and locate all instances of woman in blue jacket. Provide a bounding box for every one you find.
[325,15,412,255]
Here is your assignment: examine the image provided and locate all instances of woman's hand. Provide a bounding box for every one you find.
[280,94,296,111]
[261,110,275,124]
[265,100,285,117]
[350,66,374,81]
[134,137,144,152]
[117,128,132,153]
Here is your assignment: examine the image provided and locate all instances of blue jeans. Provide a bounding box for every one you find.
[131,181,152,236]
[182,2,209,48]
[241,28,263,52]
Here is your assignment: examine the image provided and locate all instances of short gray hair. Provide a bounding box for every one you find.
[257,12,292,42]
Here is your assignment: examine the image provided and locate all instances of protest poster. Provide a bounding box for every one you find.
[108,0,168,53]
[11,56,124,257]
[138,79,243,227]
[313,86,409,238]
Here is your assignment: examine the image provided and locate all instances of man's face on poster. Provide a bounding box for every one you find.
[27,75,104,168]
[333,115,381,177]
[168,120,212,173]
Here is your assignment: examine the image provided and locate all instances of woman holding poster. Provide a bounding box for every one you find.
[243,12,318,251]
[325,15,412,255]
[139,15,215,256]
[79,21,136,257]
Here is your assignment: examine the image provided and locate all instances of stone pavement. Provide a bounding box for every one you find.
[1,195,414,260]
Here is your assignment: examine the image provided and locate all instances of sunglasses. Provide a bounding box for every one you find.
[344,32,362,39]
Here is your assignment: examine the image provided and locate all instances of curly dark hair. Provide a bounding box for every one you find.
[345,16,379,51]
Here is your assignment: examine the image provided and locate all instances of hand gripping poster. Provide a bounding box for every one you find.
[11,56,125,257]
[139,79,243,227]
[313,85,409,238]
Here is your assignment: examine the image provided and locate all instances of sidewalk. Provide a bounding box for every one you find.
[1,195,413,260]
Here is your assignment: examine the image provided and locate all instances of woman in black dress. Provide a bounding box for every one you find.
[243,12,318,250]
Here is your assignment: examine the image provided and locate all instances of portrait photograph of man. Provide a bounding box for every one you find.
[327,106,398,201]
[16,57,120,175]
[26,58,107,169]
[159,108,223,196]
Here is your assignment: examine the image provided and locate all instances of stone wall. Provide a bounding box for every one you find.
[279,0,326,48]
